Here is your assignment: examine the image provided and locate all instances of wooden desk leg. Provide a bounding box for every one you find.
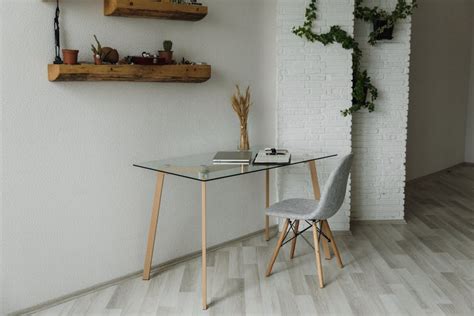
[308,161,321,200]
[201,181,208,310]
[265,170,270,241]
[308,161,331,258]
[143,172,165,280]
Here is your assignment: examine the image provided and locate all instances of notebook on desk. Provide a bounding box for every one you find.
[213,151,253,165]
[253,148,291,165]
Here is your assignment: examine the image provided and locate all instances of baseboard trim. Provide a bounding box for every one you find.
[10,225,278,316]
[351,219,407,225]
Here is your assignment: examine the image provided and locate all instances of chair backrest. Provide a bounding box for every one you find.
[309,154,353,220]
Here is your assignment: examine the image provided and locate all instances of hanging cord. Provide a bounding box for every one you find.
[54,0,63,64]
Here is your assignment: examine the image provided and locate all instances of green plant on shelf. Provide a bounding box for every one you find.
[163,40,173,52]
[91,35,103,59]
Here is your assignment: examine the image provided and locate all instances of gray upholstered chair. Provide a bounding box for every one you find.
[265,154,353,288]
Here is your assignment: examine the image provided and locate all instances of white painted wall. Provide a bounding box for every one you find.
[0,4,4,314]
[1,0,276,313]
[276,0,354,231]
[352,0,412,220]
[407,0,474,180]
[466,17,474,163]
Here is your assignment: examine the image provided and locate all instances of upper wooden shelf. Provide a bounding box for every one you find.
[104,0,208,21]
[48,64,212,83]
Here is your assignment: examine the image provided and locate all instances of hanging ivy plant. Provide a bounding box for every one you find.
[292,0,416,116]
[292,0,377,116]
[355,0,417,45]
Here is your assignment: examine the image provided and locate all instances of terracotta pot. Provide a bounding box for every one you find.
[62,49,79,65]
[94,55,102,65]
[158,51,173,64]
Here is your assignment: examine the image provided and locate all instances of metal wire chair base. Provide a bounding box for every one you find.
[279,219,331,250]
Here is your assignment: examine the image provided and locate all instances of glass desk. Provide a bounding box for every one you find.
[134,148,337,310]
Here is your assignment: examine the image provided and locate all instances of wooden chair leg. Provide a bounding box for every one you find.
[321,221,331,260]
[290,220,299,259]
[265,170,270,241]
[323,220,343,268]
[312,223,324,288]
[266,219,289,277]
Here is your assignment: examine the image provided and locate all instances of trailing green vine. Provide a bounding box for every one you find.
[293,0,377,116]
[356,0,417,45]
[292,0,415,116]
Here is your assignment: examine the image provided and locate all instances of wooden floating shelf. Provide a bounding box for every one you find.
[48,64,212,83]
[104,0,208,21]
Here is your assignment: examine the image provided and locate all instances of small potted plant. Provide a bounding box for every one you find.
[91,35,103,65]
[372,15,394,41]
[62,49,79,65]
[159,40,173,64]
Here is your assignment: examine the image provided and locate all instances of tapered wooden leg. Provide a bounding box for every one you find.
[321,221,332,260]
[308,161,321,200]
[201,182,208,310]
[323,220,343,268]
[266,219,289,277]
[265,170,270,241]
[312,223,324,288]
[290,220,299,259]
[143,172,165,280]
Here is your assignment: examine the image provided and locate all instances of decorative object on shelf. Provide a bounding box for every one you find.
[231,85,252,151]
[130,52,166,65]
[62,49,79,65]
[355,0,417,45]
[48,64,212,83]
[101,47,120,64]
[53,0,63,64]
[159,40,174,64]
[91,35,104,65]
[104,0,208,21]
[181,57,193,65]
[90,35,119,65]
[179,57,207,65]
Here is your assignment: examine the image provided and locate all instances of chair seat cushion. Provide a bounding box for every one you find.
[266,198,320,220]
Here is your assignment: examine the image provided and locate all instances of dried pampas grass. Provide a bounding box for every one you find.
[231,85,252,150]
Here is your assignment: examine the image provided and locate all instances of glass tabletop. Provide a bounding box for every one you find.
[133,147,337,182]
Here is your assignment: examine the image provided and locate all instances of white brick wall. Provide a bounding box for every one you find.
[276,0,354,231]
[276,0,412,225]
[352,0,412,220]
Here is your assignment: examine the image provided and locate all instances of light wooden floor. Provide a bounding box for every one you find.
[33,165,474,316]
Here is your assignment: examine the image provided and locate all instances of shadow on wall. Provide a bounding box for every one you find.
[407,0,474,180]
